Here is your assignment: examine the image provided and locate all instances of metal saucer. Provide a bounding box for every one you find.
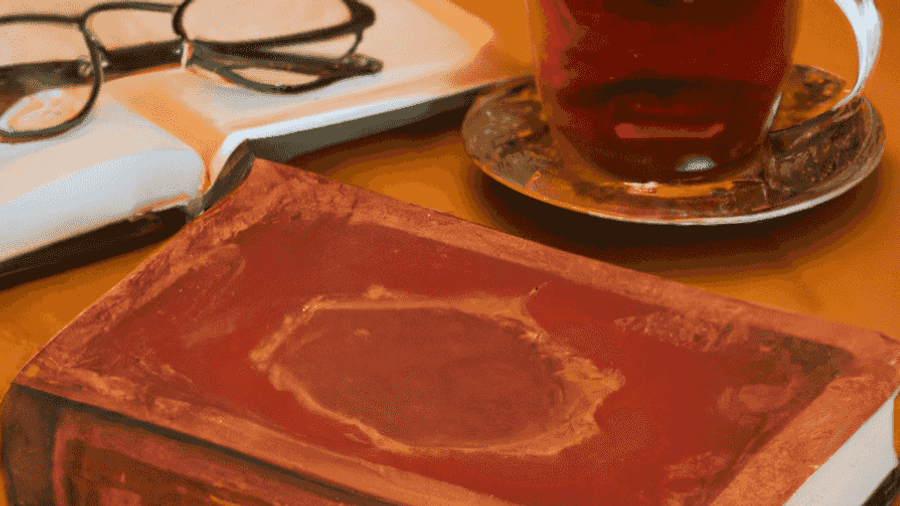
[461,66,885,225]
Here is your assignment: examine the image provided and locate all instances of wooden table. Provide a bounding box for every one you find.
[1,0,898,504]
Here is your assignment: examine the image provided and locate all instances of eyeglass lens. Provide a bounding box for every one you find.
[181,0,356,48]
[0,21,95,135]
[180,0,365,88]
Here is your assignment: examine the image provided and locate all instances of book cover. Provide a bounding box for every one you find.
[3,159,899,506]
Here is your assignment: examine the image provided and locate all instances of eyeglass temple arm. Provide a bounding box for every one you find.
[0,40,183,96]
[99,40,184,81]
[189,43,383,80]
[0,61,86,91]
[190,42,383,77]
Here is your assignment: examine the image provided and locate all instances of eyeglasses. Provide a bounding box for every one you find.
[0,0,383,142]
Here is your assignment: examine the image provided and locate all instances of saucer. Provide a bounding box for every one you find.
[461,66,885,225]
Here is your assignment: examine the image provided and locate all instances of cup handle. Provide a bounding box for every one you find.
[831,0,882,109]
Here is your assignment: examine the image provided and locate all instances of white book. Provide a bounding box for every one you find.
[0,0,518,275]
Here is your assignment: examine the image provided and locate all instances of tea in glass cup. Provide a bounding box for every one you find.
[527,0,801,182]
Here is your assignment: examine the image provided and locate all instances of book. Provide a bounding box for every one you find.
[0,0,521,283]
[3,159,899,506]
[0,94,205,258]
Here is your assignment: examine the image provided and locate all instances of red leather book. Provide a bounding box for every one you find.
[3,160,900,506]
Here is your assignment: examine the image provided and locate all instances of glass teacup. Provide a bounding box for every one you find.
[526,0,881,183]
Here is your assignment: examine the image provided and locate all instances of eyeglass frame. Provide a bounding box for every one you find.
[0,0,383,141]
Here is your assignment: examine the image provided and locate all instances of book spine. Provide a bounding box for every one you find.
[3,385,393,506]
[1,385,60,506]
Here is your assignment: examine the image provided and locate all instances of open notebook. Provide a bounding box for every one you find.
[0,0,520,283]
[3,159,899,506]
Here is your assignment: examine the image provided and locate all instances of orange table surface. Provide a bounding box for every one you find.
[1,0,898,504]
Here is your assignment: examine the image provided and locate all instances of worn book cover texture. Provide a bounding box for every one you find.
[4,160,900,506]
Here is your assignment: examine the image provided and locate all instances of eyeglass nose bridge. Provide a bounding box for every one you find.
[180,40,191,68]
[75,44,112,79]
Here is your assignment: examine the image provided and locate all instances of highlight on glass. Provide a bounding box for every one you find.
[0,0,383,141]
